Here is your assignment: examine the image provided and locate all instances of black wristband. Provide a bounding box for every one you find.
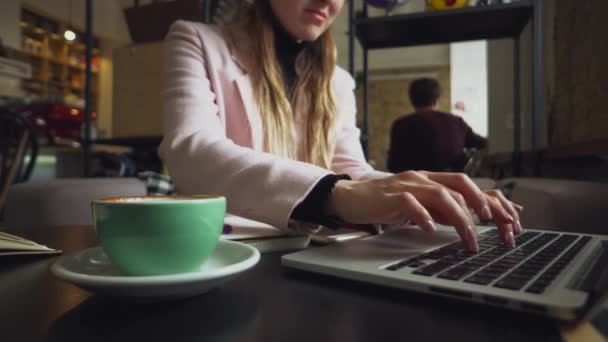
[291,174,351,229]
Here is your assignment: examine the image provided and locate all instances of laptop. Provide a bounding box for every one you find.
[281,225,608,322]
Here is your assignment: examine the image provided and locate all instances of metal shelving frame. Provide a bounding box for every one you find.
[347,0,544,175]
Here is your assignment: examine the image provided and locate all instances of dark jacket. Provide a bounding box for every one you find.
[387,110,487,173]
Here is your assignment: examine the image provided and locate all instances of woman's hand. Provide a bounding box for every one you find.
[326,171,523,252]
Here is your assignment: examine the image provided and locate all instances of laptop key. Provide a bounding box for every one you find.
[464,275,495,285]
[407,260,425,268]
[474,269,503,279]
[438,242,466,252]
[462,260,488,268]
[386,260,410,271]
[524,235,590,294]
[412,261,453,276]
[422,253,443,260]
[437,266,475,280]
[494,277,528,290]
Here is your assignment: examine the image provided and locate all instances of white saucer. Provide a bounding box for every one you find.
[51,240,260,299]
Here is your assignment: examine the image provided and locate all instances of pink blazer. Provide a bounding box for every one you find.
[159,20,389,231]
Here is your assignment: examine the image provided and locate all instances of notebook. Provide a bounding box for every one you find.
[0,231,62,257]
[282,225,608,322]
[221,215,311,253]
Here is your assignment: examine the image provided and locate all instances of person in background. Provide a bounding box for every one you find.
[387,78,488,173]
[160,0,521,253]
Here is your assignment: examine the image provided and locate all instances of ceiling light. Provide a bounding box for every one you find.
[64,29,76,41]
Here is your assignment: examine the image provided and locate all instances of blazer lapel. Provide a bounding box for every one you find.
[222,25,264,151]
[234,74,263,151]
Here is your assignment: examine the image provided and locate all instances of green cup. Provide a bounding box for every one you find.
[93,195,226,276]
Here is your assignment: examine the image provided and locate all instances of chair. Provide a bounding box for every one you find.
[0,111,38,215]
[91,152,137,178]
[446,148,484,176]
[2,178,147,232]
[496,177,608,234]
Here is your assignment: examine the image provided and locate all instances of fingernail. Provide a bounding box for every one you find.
[515,221,524,233]
[481,205,493,220]
[468,225,479,252]
[507,231,516,247]
[422,220,436,233]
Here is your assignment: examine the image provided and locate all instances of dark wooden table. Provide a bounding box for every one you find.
[0,226,602,342]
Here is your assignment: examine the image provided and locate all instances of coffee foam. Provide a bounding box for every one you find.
[97,195,223,203]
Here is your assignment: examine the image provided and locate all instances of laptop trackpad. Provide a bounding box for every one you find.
[286,226,492,269]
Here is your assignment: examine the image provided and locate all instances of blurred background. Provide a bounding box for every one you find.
[0,0,606,185]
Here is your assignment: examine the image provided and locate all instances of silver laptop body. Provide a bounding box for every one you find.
[282,226,608,321]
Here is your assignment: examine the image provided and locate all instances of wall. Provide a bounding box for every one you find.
[552,0,608,146]
[97,39,115,138]
[487,25,533,154]
[0,0,24,98]
[450,40,488,137]
[488,0,608,156]
[112,42,164,138]
[0,0,21,48]
[487,1,556,154]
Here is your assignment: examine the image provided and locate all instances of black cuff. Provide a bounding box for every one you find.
[291,174,351,229]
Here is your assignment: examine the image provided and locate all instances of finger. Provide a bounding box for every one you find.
[427,207,478,252]
[423,172,493,222]
[486,190,522,234]
[419,179,471,216]
[486,196,515,246]
[413,185,478,252]
[496,222,516,248]
[390,173,472,220]
[483,192,514,224]
[397,192,436,233]
[432,185,472,222]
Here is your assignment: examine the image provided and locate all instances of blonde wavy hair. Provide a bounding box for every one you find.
[237,0,339,169]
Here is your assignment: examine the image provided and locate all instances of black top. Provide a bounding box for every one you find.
[272,15,308,94]
[387,110,487,173]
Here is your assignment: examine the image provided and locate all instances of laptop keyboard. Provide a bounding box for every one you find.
[386,230,592,294]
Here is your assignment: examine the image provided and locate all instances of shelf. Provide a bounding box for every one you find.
[355,1,533,49]
[67,63,99,73]
[21,24,48,37]
[22,82,44,92]
[68,43,100,55]
[19,8,101,114]
[23,51,44,59]
[50,58,66,65]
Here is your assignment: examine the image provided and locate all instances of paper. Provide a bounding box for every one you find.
[221,215,285,240]
[0,231,62,256]
[0,231,39,245]
[220,216,312,252]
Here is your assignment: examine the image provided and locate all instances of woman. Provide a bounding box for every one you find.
[159,0,522,252]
